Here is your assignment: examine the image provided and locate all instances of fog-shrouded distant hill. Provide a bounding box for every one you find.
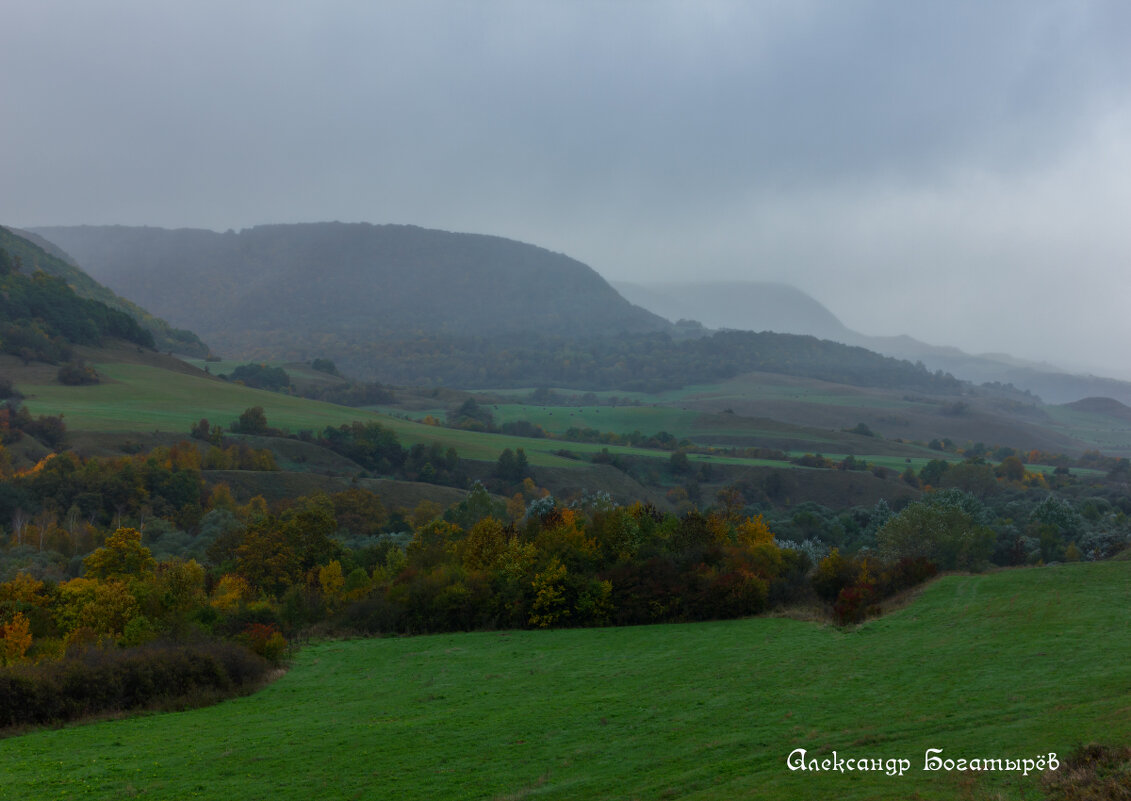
[617,279,1131,406]
[1065,396,1131,422]
[30,223,669,360]
[614,280,853,342]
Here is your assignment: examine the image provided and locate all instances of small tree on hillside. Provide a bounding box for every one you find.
[232,406,269,435]
[495,448,530,483]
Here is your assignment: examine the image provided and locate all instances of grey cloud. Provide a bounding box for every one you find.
[3,1,1131,375]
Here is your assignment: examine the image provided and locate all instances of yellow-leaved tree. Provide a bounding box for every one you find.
[83,528,156,580]
[1,611,33,664]
[318,560,346,608]
[529,557,569,629]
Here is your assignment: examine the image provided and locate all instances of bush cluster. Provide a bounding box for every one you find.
[0,640,270,730]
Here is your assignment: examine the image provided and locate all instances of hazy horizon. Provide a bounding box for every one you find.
[4,2,1131,378]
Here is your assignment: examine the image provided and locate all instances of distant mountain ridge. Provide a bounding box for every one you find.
[617,279,1131,406]
[31,224,1131,405]
[31,223,669,360]
[614,281,853,342]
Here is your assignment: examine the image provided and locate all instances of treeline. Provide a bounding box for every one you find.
[760,482,1131,569]
[325,330,966,393]
[314,421,468,487]
[925,438,1131,473]
[194,409,471,489]
[0,248,154,362]
[441,398,693,452]
[2,438,1129,729]
[6,460,1127,661]
[0,440,277,553]
[219,361,395,407]
[1,473,968,674]
[2,427,1129,729]
[1,486,806,652]
[0,401,68,451]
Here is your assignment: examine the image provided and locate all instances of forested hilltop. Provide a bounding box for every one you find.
[29,223,669,355]
[1,227,207,357]
[321,329,967,392]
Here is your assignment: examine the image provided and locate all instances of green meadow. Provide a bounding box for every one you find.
[3,561,1127,800]
[488,403,701,436]
[18,362,567,466]
[1044,405,1131,453]
[667,373,923,410]
[21,363,383,436]
[16,360,1118,479]
[16,363,780,470]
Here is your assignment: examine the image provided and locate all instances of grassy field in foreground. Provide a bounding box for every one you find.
[3,561,1128,800]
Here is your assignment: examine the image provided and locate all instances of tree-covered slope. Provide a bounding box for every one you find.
[30,223,670,356]
[1,226,208,356]
[616,277,1131,405]
[338,329,967,392]
[0,244,154,361]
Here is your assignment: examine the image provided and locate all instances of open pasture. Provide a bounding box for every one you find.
[16,362,780,471]
[2,561,1127,800]
[1043,405,1131,454]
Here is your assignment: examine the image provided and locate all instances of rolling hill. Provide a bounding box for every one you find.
[17,223,1131,455]
[618,278,1131,405]
[29,223,669,360]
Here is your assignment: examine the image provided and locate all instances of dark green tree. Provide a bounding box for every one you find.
[233,406,269,435]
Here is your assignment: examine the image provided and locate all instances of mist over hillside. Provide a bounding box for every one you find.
[32,222,1131,406]
[31,223,669,358]
[619,279,1131,406]
[613,281,852,342]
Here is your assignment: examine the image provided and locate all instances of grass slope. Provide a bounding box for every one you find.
[14,354,821,472]
[3,561,1127,800]
[16,357,575,467]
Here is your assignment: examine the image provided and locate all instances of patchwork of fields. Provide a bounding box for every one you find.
[17,362,921,473]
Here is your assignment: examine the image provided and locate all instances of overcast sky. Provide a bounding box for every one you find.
[3,1,1131,377]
